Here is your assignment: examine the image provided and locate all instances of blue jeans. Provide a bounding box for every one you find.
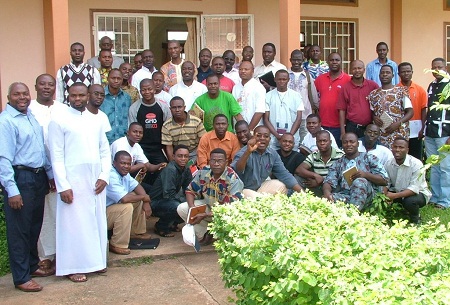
[425,136,450,207]
[3,169,49,285]
[151,199,183,232]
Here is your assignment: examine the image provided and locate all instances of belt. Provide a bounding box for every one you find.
[13,165,45,174]
[347,121,367,129]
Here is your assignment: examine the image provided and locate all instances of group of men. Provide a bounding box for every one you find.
[0,36,448,293]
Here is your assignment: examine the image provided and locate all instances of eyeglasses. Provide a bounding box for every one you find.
[92,92,105,97]
[209,159,226,165]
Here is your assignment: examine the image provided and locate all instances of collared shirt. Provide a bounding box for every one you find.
[197,131,240,169]
[87,55,125,69]
[232,78,266,124]
[223,67,241,85]
[384,154,431,202]
[315,71,351,127]
[425,77,450,138]
[303,60,329,80]
[301,129,338,152]
[201,76,235,93]
[148,160,192,201]
[105,166,138,207]
[185,166,243,206]
[169,80,207,110]
[110,136,149,164]
[0,104,52,197]
[121,84,140,103]
[303,147,344,178]
[161,112,206,153]
[131,66,157,92]
[365,58,399,86]
[358,140,393,165]
[231,146,298,191]
[28,99,67,144]
[324,152,388,191]
[100,86,131,144]
[336,78,379,126]
[254,60,287,78]
[197,67,212,83]
[288,69,319,118]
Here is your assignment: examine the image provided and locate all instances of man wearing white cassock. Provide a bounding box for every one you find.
[48,83,111,283]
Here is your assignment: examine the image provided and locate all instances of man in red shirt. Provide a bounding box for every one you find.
[397,62,427,160]
[315,52,351,147]
[338,60,379,139]
[202,57,235,93]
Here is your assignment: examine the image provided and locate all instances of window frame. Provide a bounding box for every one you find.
[302,0,358,7]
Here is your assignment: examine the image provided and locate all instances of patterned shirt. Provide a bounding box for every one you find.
[121,84,140,103]
[303,147,345,178]
[100,86,132,144]
[287,69,319,118]
[303,60,329,80]
[98,67,112,87]
[185,166,243,206]
[324,152,388,192]
[161,112,206,153]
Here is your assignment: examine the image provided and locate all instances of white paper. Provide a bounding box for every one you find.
[409,120,422,138]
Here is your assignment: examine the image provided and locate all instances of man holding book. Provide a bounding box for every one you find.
[177,148,243,245]
[322,132,388,211]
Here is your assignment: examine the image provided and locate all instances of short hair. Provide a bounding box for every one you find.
[99,49,112,57]
[181,61,194,69]
[290,49,303,57]
[173,144,190,154]
[108,68,122,78]
[254,125,269,133]
[170,96,185,106]
[327,52,341,60]
[167,40,181,47]
[70,42,84,50]
[222,50,236,57]
[234,120,249,130]
[35,74,55,84]
[398,62,413,71]
[393,136,409,146]
[275,69,289,77]
[263,42,276,53]
[280,132,294,138]
[134,52,142,58]
[306,113,321,122]
[376,42,389,49]
[128,122,143,130]
[343,132,358,140]
[381,64,394,73]
[432,57,446,65]
[199,48,212,57]
[152,71,164,78]
[8,82,28,96]
[213,113,228,123]
[68,82,88,92]
[206,74,219,82]
[210,148,227,159]
[140,78,153,88]
[114,150,131,161]
[316,130,330,139]
[212,56,225,63]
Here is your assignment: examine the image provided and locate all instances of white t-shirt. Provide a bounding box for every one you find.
[232,78,266,125]
[301,128,338,152]
[358,141,394,165]
[110,136,149,164]
[169,80,207,110]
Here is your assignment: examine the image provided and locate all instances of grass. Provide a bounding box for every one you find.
[421,204,450,225]
[112,256,154,267]
[0,192,9,277]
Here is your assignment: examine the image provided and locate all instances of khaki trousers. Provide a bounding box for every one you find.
[177,199,211,239]
[106,201,146,248]
[243,179,288,199]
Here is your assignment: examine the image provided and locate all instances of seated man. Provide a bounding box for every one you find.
[231,125,303,198]
[177,148,244,245]
[301,114,338,153]
[384,137,431,224]
[323,132,388,211]
[297,130,344,196]
[235,120,252,147]
[276,132,305,179]
[110,122,166,177]
[358,123,393,165]
[106,151,152,255]
[197,114,240,169]
[149,145,193,237]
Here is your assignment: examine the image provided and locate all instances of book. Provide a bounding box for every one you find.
[190,103,205,121]
[135,169,146,184]
[258,71,276,88]
[343,166,358,186]
[187,204,207,225]
[379,112,394,132]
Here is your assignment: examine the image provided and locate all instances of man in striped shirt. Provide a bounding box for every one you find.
[296,130,344,196]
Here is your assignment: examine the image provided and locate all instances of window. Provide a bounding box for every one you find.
[445,0,450,10]
[301,19,357,73]
[201,14,254,61]
[302,0,358,6]
[445,23,450,67]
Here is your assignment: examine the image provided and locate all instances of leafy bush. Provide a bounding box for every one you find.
[210,192,450,304]
[0,191,10,276]
[364,192,407,226]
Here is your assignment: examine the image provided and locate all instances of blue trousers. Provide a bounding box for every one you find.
[3,169,49,286]
[151,199,183,232]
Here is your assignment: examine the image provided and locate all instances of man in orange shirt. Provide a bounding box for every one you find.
[397,62,427,160]
[197,114,240,169]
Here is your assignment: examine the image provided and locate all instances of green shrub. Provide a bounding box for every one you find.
[210,192,450,304]
[0,191,10,276]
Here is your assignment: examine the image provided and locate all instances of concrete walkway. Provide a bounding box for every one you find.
[0,217,235,305]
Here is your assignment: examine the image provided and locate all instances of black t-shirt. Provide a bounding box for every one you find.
[276,150,306,175]
[137,102,164,153]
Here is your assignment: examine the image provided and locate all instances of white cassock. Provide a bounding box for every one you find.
[29,100,67,258]
[48,106,111,276]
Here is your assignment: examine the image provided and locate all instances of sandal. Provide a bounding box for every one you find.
[434,203,446,210]
[170,224,181,232]
[154,229,175,237]
[66,273,87,283]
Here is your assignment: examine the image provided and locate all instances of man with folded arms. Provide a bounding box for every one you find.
[0,82,54,292]
[106,151,152,255]
[177,148,243,245]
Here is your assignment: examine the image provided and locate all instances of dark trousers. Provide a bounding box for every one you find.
[345,121,367,138]
[143,149,168,185]
[408,137,424,161]
[394,193,426,223]
[322,126,342,148]
[151,199,183,232]
[3,169,49,285]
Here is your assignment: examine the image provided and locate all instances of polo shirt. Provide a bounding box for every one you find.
[315,72,351,128]
[161,112,206,152]
[337,78,379,126]
[202,75,235,93]
[106,166,138,207]
[197,130,240,169]
[397,81,427,138]
[303,147,344,178]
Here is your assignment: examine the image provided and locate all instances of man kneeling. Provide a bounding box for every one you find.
[106,151,152,255]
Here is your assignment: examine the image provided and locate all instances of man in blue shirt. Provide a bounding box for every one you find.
[106,151,152,255]
[100,69,131,144]
[365,42,399,86]
[0,82,54,292]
